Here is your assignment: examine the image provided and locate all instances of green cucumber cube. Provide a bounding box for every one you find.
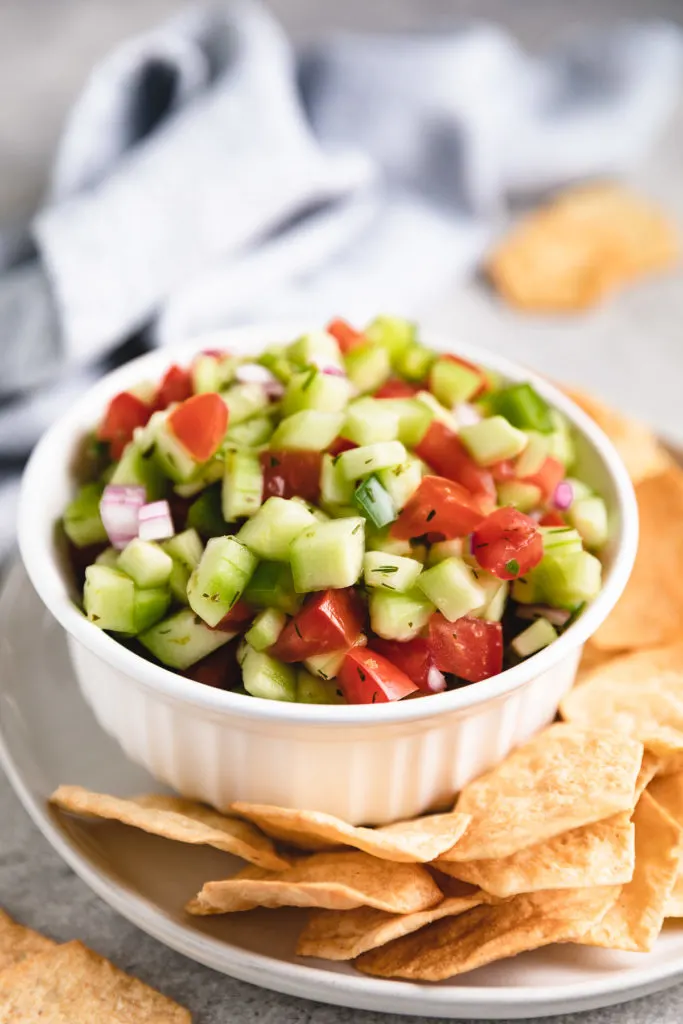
[139,608,233,669]
[512,617,558,658]
[168,561,191,605]
[394,342,435,381]
[290,517,365,592]
[354,475,396,528]
[290,496,329,522]
[568,497,608,550]
[296,669,345,704]
[225,415,274,448]
[363,552,422,592]
[133,587,171,633]
[241,645,296,701]
[270,410,345,451]
[174,457,224,498]
[344,344,391,394]
[365,525,416,559]
[540,526,583,555]
[304,647,351,680]
[288,331,344,372]
[497,480,543,513]
[110,442,165,500]
[491,383,553,433]
[342,398,400,445]
[337,441,407,480]
[222,449,264,522]
[369,588,434,641]
[472,577,509,623]
[565,477,593,501]
[460,416,529,466]
[546,409,575,468]
[380,398,433,447]
[427,539,464,565]
[364,316,415,362]
[515,431,550,478]
[187,536,257,627]
[320,454,355,508]
[186,486,228,539]
[192,354,221,394]
[415,391,459,432]
[221,383,269,424]
[245,608,287,652]
[118,538,173,589]
[162,529,203,571]
[282,368,351,416]
[531,550,602,609]
[243,561,303,615]
[83,565,135,633]
[258,346,295,383]
[429,358,481,406]
[95,547,120,569]
[154,419,201,483]
[377,458,422,511]
[237,497,315,561]
[63,483,108,548]
[417,557,486,622]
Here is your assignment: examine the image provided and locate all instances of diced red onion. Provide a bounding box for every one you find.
[100,485,146,550]
[425,665,447,693]
[234,363,285,399]
[454,402,481,427]
[516,604,571,627]
[552,481,574,511]
[138,500,175,542]
[322,366,347,378]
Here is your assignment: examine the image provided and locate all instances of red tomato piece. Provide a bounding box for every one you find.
[271,589,366,663]
[338,647,419,704]
[155,364,192,409]
[428,614,503,683]
[442,353,489,397]
[327,437,357,457]
[539,511,566,527]
[371,637,445,693]
[521,456,565,501]
[374,378,421,399]
[168,392,228,462]
[471,507,543,580]
[97,391,152,460]
[391,476,484,541]
[327,317,365,354]
[416,421,496,505]
[212,599,254,633]
[260,450,322,503]
[184,640,241,689]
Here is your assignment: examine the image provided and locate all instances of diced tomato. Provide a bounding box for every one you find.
[539,511,566,527]
[155,364,192,409]
[327,318,365,354]
[520,457,565,501]
[374,378,421,399]
[428,614,503,683]
[471,506,543,580]
[168,392,228,462]
[260,450,322,503]
[392,476,484,541]
[201,348,228,359]
[416,421,496,506]
[490,459,516,483]
[272,588,365,662]
[327,437,357,457]
[338,647,418,704]
[212,599,254,633]
[184,641,241,689]
[371,637,445,693]
[97,391,152,460]
[441,354,489,397]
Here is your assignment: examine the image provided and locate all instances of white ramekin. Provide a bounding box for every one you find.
[18,324,638,824]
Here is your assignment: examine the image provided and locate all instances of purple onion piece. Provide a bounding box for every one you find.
[516,604,571,627]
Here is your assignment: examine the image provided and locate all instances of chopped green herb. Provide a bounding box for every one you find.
[505,559,520,575]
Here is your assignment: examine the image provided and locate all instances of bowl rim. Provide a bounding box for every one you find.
[18,322,638,726]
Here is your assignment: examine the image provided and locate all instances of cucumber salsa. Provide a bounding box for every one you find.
[62,318,608,704]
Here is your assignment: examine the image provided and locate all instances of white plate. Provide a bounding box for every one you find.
[1,560,683,1020]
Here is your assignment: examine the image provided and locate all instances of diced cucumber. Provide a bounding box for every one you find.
[354,475,396,528]
[363,552,422,592]
[472,576,509,622]
[221,383,269,424]
[344,344,391,394]
[497,480,543,513]
[244,607,286,651]
[429,358,481,406]
[380,398,433,447]
[568,496,608,550]
[369,588,434,641]
[337,441,407,480]
[377,457,422,511]
[110,443,165,500]
[512,618,558,658]
[546,409,575,468]
[288,330,343,372]
[342,398,399,445]
[243,561,303,615]
[516,431,550,478]
[237,497,315,560]
[174,457,224,498]
[460,416,528,466]
[241,645,296,702]
[225,416,274,448]
[296,669,345,704]
[192,354,222,394]
[63,482,107,548]
[259,346,295,383]
[168,562,191,605]
[304,647,350,681]
[511,575,544,605]
[490,383,553,433]
[540,526,583,555]
[415,391,459,432]
[282,368,351,416]
[139,608,233,669]
[95,547,119,569]
[417,557,486,622]
[270,410,344,451]
[187,536,257,627]
[84,566,135,633]
[133,587,171,633]
[364,315,415,363]
[395,342,435,382]
[222,449,263,522]
[290,517,365,592]
[118,539,173,589]
[162,529,204,572]
[154,420,201,483]
[290,496,329,522]
[186,485,229,539]
[365,525,424,560]
[565,477,593,501]
[320,454,355,508]
[427,538,464,565]
[529,550,602,609]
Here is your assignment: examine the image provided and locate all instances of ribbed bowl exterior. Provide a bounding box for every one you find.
[69,636,581,825]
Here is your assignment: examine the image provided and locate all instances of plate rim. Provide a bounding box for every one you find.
[2,559,683,1019]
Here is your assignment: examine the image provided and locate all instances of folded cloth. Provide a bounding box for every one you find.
[0,3,682,558]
